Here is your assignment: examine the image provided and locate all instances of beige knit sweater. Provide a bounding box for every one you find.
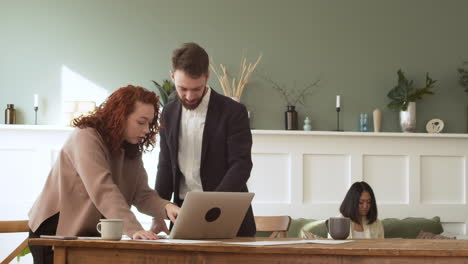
[29,127,169,237]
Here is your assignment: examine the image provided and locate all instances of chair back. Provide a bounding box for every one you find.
[0,220,30,264]
[0,220,29,233]
[255,216,291,238]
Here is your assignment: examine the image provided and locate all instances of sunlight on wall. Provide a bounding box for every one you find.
[60,65,109,125]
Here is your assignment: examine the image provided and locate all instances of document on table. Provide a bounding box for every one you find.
[134,239,220,244]
[222,240,353,246]
[75,237,352,246]
[77,237,132,240]
[77,237,218,244]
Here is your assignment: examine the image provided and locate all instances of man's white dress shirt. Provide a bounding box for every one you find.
[178,87,211,200]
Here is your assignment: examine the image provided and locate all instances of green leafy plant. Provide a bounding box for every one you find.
[151,79,177,106]
[457,62,468,93]
[387,69,437,111]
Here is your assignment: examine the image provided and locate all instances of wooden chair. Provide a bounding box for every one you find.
[255,216,291,238]
[0,220,29,264]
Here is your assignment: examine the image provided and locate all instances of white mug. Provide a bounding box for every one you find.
[96,219,123,240]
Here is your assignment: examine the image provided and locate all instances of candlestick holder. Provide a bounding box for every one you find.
[335,107,343,131]
[34,106,38,125]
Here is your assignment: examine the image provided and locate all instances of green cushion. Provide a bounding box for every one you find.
[382,216,443,238]
[255,231,272,237]
[255,218,316,238]
[287,218,316,238]
[301,219,328,238]
[257,216,444,239]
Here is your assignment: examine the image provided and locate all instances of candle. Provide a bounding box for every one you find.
[336,95,340,108]
[34,94,39,107]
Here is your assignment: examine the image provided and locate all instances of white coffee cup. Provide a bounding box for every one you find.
[96,219,123,240]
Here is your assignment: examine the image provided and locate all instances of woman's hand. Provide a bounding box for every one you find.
[150,218,170,235]
[165,203,180,223]
[149,203,180,235]
[132,230,159,240]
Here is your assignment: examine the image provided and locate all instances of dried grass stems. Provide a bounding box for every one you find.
[261,75,320,106]
[210,53,262,98]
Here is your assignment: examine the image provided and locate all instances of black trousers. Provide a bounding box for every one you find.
[28,213,59,264]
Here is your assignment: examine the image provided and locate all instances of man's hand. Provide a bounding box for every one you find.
[165,203,180,223]
[132,230,159,240]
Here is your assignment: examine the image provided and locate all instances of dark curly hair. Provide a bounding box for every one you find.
[72,85,160,159]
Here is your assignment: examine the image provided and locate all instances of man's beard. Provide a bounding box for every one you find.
[179,87,207,110]
[179,97,203,110]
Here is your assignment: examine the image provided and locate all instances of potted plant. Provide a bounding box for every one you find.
[151,79,177,107]
[387,69,437,132]
[210,53,262,102]
[261,76,320,130]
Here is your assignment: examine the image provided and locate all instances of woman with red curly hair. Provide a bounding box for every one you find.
[28,85,179,264]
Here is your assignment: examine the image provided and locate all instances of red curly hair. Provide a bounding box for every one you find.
[73,85,160,158]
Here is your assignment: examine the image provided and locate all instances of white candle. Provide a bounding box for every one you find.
[34,94,39,107]
[336,95,340,108]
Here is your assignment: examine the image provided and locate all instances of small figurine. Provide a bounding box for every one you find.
[303,116,312,131]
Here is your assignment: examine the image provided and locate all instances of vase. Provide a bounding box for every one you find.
[400,102,416,132]
[285,105,298,130]
[303,116,312,131]
[4,104,16,124]
[359,113,368,132]
[229,96,253,128]
[373,109,382,132]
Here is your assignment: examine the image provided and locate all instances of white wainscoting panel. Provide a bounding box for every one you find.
[303,154,350,204]
[0,148,36,220]
[248,153,291,203]
[442,222,466,235]
[420,155,466,204]
[363,155,409,204]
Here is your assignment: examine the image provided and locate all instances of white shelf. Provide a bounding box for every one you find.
[0,124,73,132]
[1,125,467,139]
[252,129,468,139]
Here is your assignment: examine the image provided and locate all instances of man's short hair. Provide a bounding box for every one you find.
[172,42,209,78]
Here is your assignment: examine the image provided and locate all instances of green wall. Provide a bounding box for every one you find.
[1,0,467,132]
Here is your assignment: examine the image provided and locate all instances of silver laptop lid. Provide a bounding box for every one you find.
[169,192,254,239]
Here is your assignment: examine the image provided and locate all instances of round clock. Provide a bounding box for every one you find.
[426,119,444,133]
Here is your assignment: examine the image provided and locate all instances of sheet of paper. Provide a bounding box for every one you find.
[305,239,353,244]
[76,237,351,246]
[222,240,353,246]
[133,239,220,244]
[76,237,132,241]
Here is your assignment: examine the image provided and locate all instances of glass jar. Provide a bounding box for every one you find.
[5,104,16,124]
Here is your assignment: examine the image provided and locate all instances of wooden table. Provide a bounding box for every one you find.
[29,238,468,264]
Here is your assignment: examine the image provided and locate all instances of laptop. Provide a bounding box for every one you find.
[168,191,254,239]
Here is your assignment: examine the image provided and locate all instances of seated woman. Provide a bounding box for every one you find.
[337,181,384,239]
[28,85,180,263]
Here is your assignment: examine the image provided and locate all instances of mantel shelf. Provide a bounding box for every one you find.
[252,129,468,139]
[0,124,74,132]
[1,125,467,139]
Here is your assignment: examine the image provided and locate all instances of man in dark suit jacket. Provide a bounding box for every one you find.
[151,42,256,237]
